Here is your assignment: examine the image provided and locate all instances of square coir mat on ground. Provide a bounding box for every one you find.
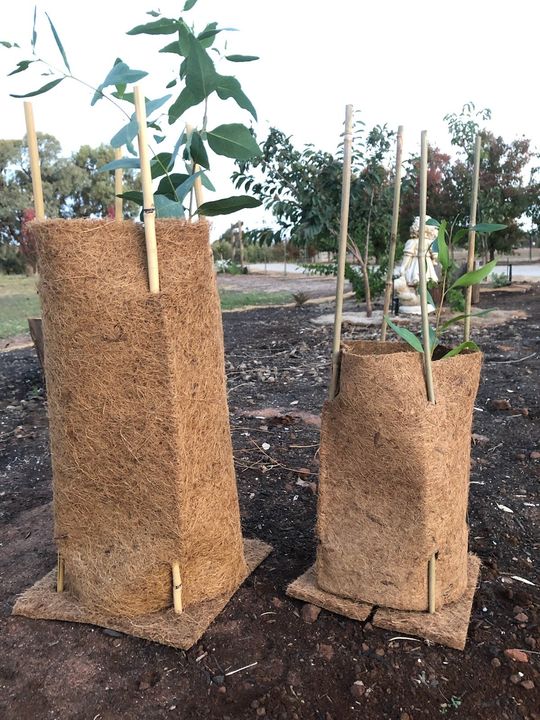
[287,554,480,651]
[13,538,272,650]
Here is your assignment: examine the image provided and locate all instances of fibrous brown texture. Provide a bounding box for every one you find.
[286,566,372,622]
[374,554,481,650]
[316,340,482,612]
[286,555,480,651]
[32,218,247,617]
[13,537,272,650]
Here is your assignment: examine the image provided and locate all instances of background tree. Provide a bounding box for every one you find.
[0,134,140,272]
[233,119,396,313]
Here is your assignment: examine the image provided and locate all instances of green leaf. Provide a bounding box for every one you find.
[173,172,205,204]
[184,34,218,100]
[156,173,190,196]
[452,227,469,245]
[471,223,506,234]
[110,118,139,149]
[145,94,171,117]
[31,7,37,51]
[437,220,449,270]
[439,309,492,331]
[1,40,20,48]
[99,157,140,172]
[45,13,70,71]
[127,17,179,35]
[225,54,259,62]
[150,152,173,179]
[426,289,435,307]
[7,59,34,76]
[426,217,440,227]
[154,194,185,218]
[147,10,161,17]
[190,131,210,169]
[442,340,480,359]
[450,259,497,289]
[166,78,177,88]
[117,190,143,204]
[10,77,64,98]
[207,123,261,160]
[200,173,215,192]
[168,86,203,123]
[198,195,262,216]
[160,40,183,55]
[216,75,257,120]
[383,316,424,353]
[183,0,198,10]
[92,61,148,105]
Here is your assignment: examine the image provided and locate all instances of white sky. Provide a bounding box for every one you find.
[1,0,538,238]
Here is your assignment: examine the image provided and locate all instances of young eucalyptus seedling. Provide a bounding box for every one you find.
[385,220,505,357]
[3,2,263,219]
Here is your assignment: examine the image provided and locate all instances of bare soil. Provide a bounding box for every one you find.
[0,287,539,720]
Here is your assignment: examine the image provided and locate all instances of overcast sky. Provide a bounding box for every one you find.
[1,0,537,237]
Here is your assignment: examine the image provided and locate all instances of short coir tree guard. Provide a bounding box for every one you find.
[34,218,247,617]
[316,340,482,612]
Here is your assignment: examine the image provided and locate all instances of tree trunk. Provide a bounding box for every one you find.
[362,263,372,317]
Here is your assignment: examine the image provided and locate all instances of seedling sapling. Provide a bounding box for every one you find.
[3,2,263,219]
[385,219,505,358]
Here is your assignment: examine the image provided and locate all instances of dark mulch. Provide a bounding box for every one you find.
[0,287,538,719]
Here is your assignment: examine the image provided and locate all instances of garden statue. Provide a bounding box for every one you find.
[394,216,439,314]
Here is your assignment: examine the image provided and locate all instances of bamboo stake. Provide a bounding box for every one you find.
[193,163,204,210]
[328,104,354,400]
[172,562,183,614]
[114,147,123,222]
[23,102,45,220]
[418,130,435,405]
[56,553,65,593]
[463,134,482,342]
[381,125,404,340]
[134,85,160,293]
[428,554,436,613]
[418,130,437,613]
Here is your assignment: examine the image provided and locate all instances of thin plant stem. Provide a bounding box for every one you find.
[381,125,404,340]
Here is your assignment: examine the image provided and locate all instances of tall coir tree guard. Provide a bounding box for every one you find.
[10,5,271,649]
[288,125,485,651]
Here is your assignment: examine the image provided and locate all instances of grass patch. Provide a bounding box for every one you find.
[219,289,292,310]
[0,276,293,339]
[0,274,40,338]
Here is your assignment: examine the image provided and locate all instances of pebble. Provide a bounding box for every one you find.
[510,673,523,685]
[504,648,529,663]
[490,398,511,411]
[530,451,540,460]
[375,648,385,657]
[400,714,412,720]
[350,680,365,699]
[491,658,501,668]
[514,613,529,623]
[521,680,535,690]
[515,452,527,461]
[318,643,335,661]
[301,603,321,624]
[472,433,490,445]
[272,596,284,609]
[256,708,266,717]
[525,636,536,649]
